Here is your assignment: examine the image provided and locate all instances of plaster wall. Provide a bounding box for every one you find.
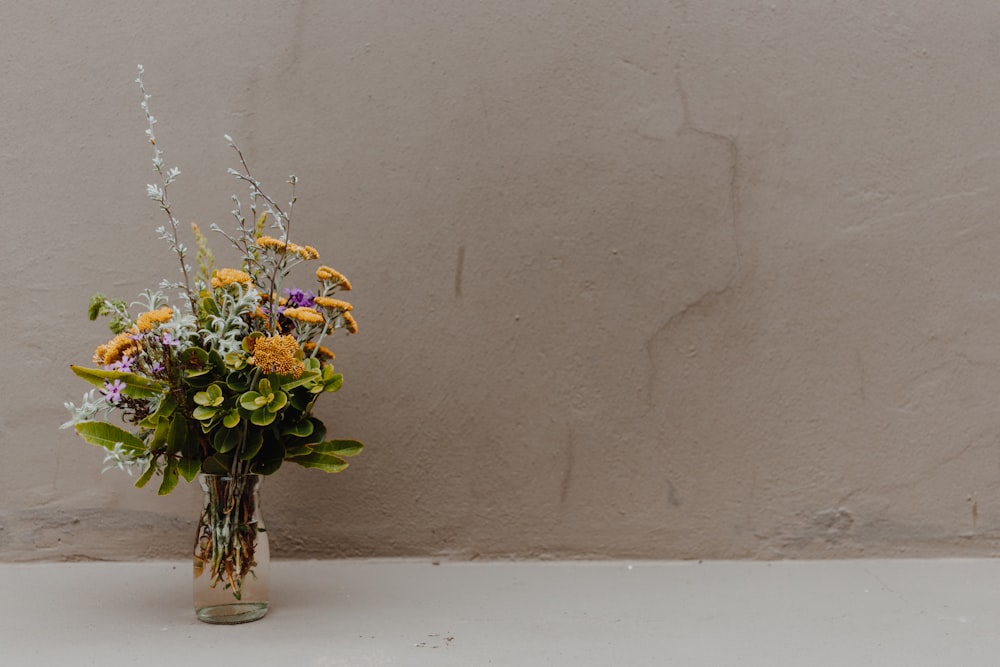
[4,1,1000,561]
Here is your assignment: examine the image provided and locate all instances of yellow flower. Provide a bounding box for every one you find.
[283,307,325,325]
[250,335,304,378]
[94,332,142,366]
[257,235,287,252]
[211,268,253,289]
[342,311,359,335]
[302,341,336,361]
[135,307,174,332]
[300,245,320,260]
[313,296,352,312]
[315,266,352,291]
[92,344,109,365]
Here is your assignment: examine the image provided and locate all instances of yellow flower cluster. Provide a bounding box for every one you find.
[250,335,304,378]
[343,311,359,334]
[283,307,325,325]
[315,266,352,291]
[211,268,253,289]
[257,235,320,261]
[93,332,142,366]
[135,307,173,332]
[313,296,352,312]
[302,341,336,361]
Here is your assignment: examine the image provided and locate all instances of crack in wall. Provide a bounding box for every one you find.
[642,74,746,408]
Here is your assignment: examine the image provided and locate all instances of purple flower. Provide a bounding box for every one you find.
[102,379,126,404]
[284,288,315,309]
[150,361,164,375]
[109,355,134,373]
[161,331,179,347]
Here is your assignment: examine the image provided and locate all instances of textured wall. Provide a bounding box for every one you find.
[4,1,1000,561]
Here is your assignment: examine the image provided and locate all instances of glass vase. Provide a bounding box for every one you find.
[193,474,269,624]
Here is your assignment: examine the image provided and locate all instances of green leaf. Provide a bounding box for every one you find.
[289,452,349,473]
[311,439,365,457]
[194,384,224,407]
[150,419,169,450]
[242,331,264,353]
[251,457,283,475]
[177,457,201,483]
[282,419,314,438]
[70,366,167,399]
[158,459,179,495]
[275,369,320,392]
[75,422,145,452]
[240,430,264,461]
[266,390,288,413]
[202,454,233,475]
[303,418,327,446]
[134,462,156,489]
[253,435,285,474]
[192,405,220,421]
[322,373,344,394]
[240,391,264,411]
[166,414,188,456]
[226,372,251,393]
[140,393,178,428]
[224,352,247,370]
[212,427,241,454]
[222,409,241,429]
[250,408,276,426]
[284,444,311,458]
[199,296,220,318]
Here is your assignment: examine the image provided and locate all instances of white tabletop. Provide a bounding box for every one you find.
[2,559,999,665]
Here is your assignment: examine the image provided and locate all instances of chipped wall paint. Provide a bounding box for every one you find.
[5,1,1000,561]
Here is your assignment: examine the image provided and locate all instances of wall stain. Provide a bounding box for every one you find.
[559,429,575,505]
[666,479,681,507]
[454,244,465,299]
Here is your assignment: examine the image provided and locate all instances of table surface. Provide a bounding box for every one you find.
[2,558,1000,665]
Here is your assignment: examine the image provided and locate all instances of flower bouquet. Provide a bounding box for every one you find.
[63,67,364,622]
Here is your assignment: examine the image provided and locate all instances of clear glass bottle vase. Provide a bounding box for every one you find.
[193,474,269,624]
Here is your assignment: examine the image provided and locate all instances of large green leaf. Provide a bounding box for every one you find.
[212,427,241,454]
[310,439,365,457]
[70,366,167,399]
[281,419,314,438]
[289,451,349,473]
[166,414,188,456]
[75,422,145,452]
[249,408,276,426]
[158,459,179,495]
[139,393,177,428]
[177,457,201,483]
[134,462,157,489]
[202,453,234,475]
[251,457,284,475]
[276,369,321,392]
[239,430,264,461]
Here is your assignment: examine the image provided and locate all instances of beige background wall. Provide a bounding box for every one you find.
[4,1,1000,561]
